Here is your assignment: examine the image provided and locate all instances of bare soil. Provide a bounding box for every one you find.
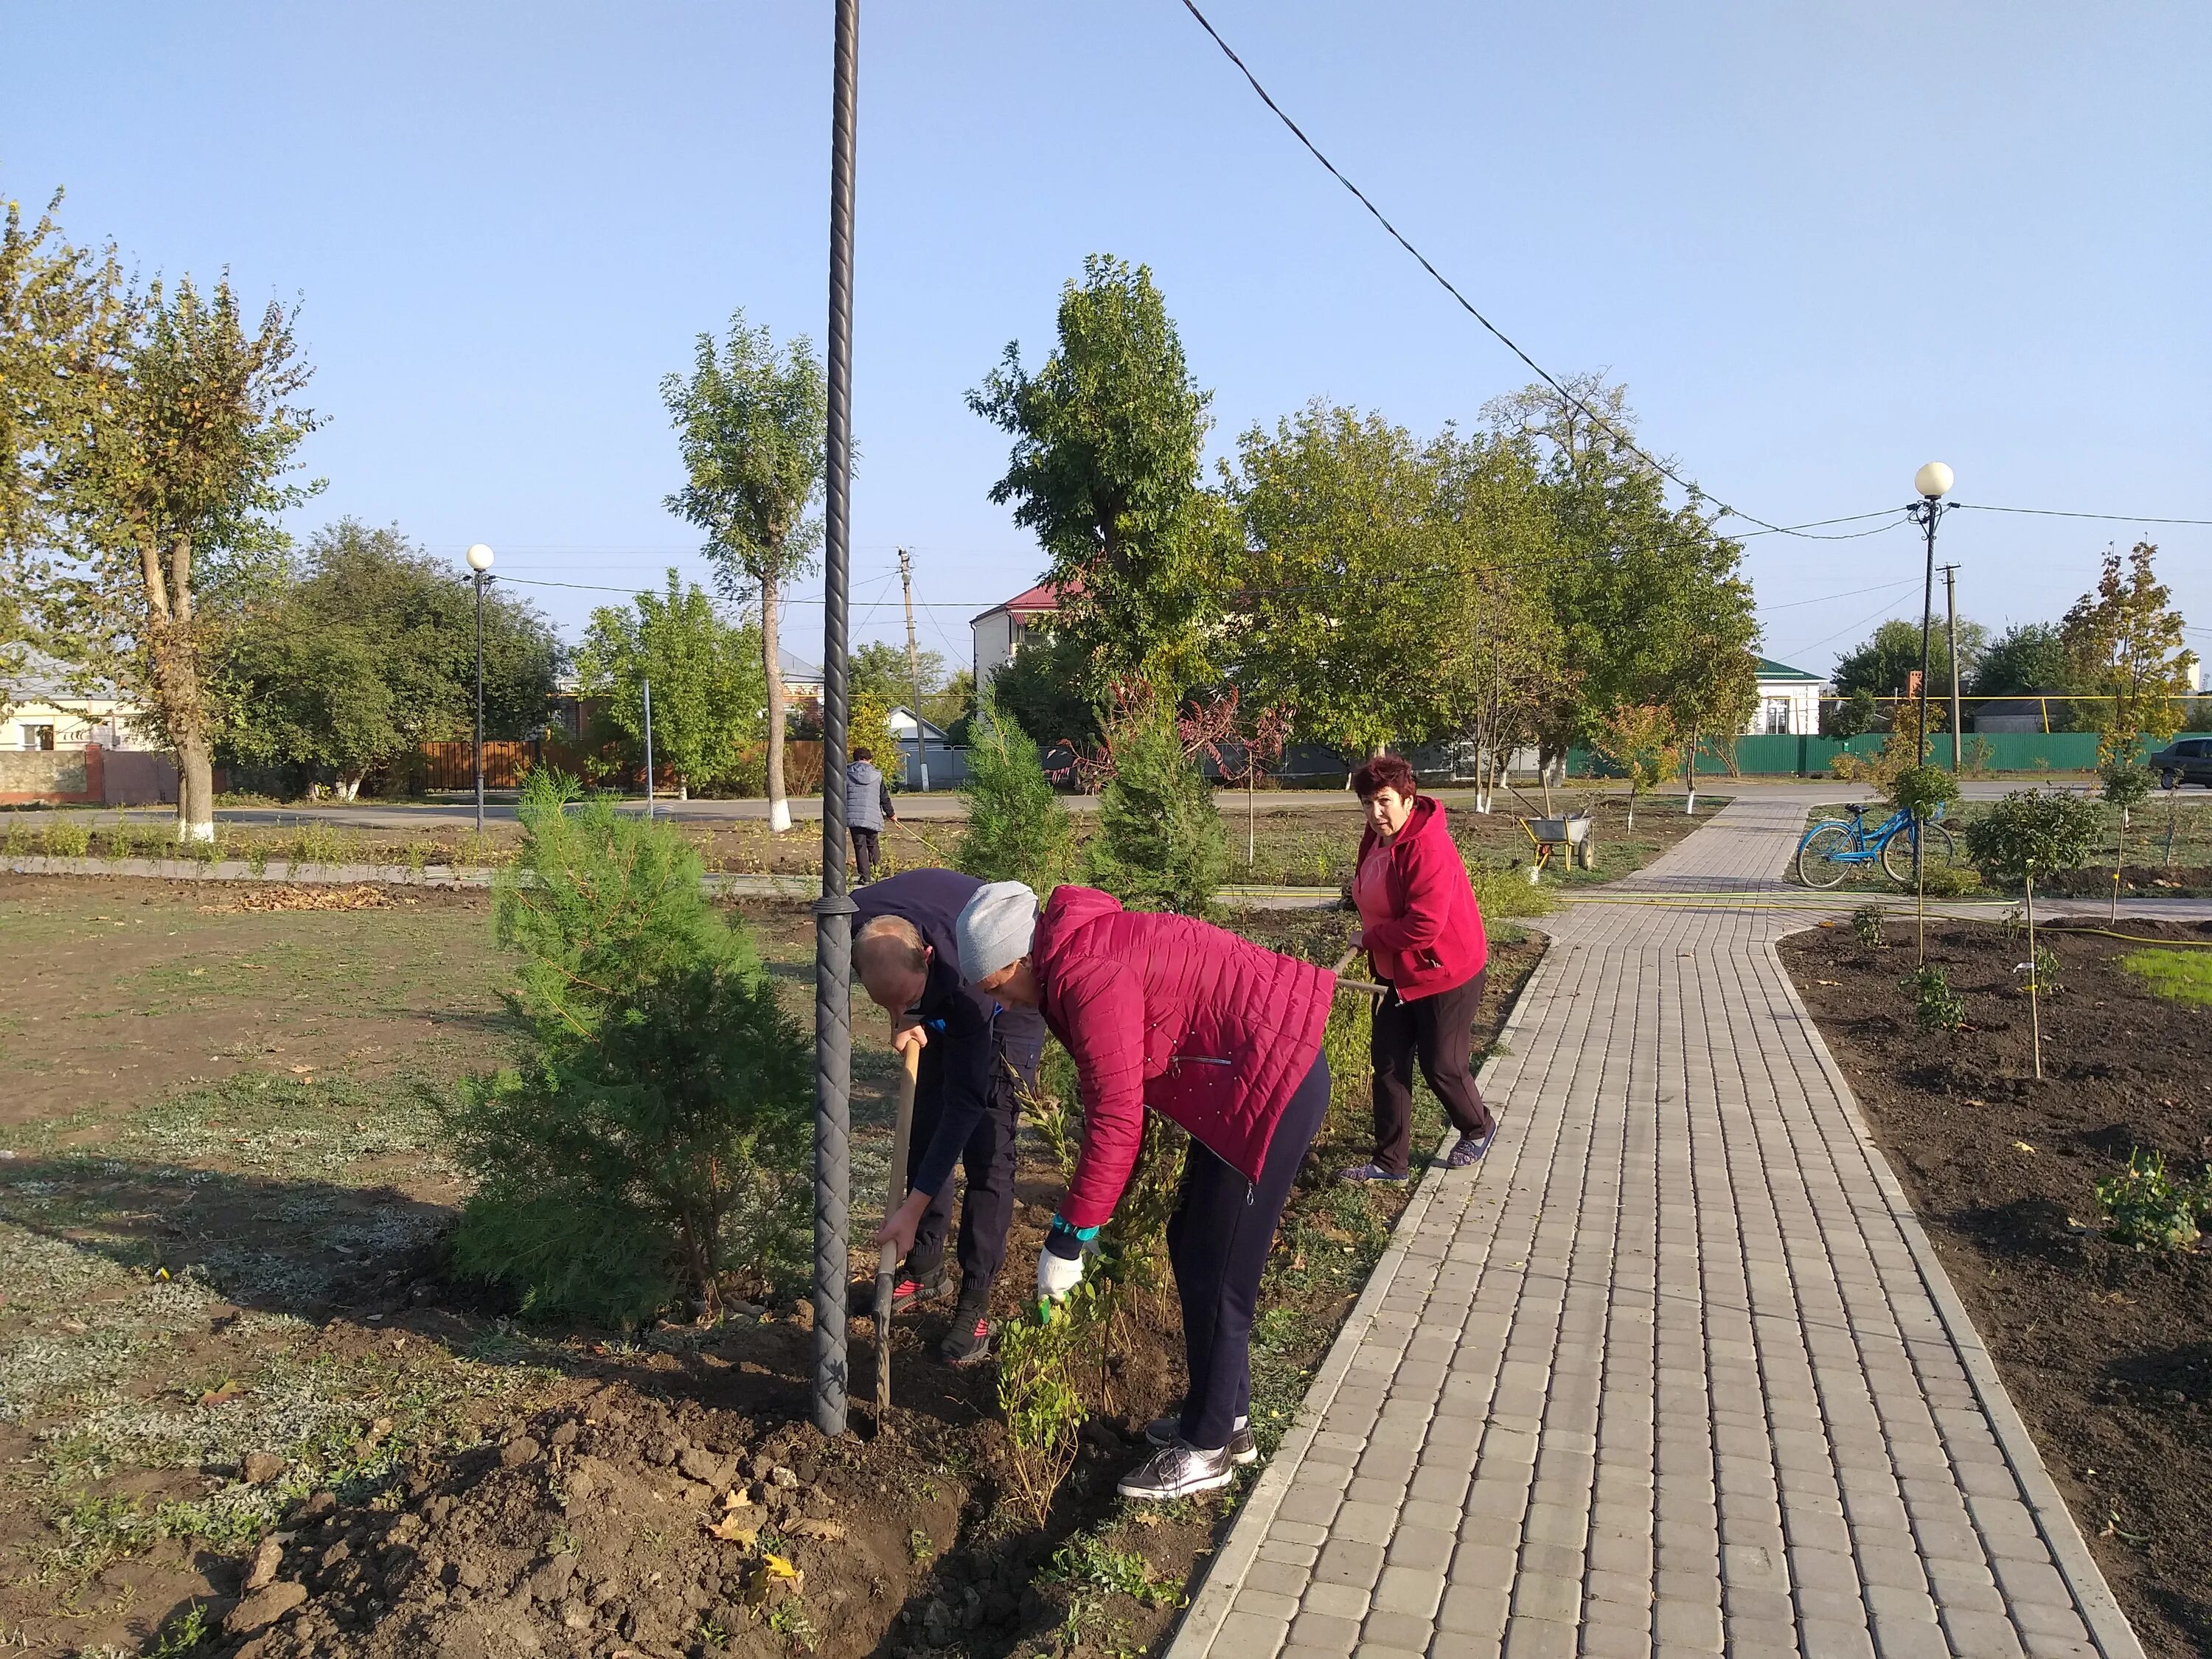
[1780,915,2212,1658]
[0,875,1542,1659]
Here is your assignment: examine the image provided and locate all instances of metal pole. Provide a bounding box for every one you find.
[474,571,486,833]
[642,678,655,820]
[811,0,860,1439]
[1943,565,1961,773]
[1915,502,1938,767]
[899,547,926,790]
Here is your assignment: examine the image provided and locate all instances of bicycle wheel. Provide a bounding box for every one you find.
[1880,819,1961,885]
[1796,823,1857,888]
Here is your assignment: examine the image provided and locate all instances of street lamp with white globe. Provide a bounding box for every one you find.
[1907,467,1951,768]
[466,544,495,832]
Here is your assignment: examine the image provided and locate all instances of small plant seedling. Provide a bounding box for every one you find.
[1902,963,1966,1032]
[2093,1150,2210,1251]
[1852,906,1886,948]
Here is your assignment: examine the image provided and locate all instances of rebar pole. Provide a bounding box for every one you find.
[811,0,860,1439]
[1944,565,1961,773]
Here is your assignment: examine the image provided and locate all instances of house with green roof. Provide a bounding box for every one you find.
[1750,657,1826,736]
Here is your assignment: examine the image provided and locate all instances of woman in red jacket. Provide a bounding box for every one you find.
[956,879,1335,1503]
[1341,753,1495,1182]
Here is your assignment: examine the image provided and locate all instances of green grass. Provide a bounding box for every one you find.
[2119,949,2212,1006]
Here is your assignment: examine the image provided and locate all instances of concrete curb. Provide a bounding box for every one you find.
[1165,938,1555,1659]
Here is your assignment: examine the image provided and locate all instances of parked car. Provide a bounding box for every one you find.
[2147,737,2212,788]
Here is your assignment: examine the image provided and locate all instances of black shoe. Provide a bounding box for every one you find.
[1143,1413,1256,1465]
[940,1306,993,1366]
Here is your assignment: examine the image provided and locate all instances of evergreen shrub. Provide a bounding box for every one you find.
[1079,695,1227,915]
[445,770,812,1326]
[957,686,1077,893]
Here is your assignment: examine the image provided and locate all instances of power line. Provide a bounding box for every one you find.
[1759,577,1922,612]
[1953,503,2212,528]
[1175,0,1886,543]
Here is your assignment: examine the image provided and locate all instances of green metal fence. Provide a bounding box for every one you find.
[1566,731,2212,779]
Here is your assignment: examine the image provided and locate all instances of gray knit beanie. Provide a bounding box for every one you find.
[956,880,1039,984]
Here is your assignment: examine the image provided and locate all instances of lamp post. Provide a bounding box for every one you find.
[810,0,860,1439]
[1907,465,1952,767]
[466,544,495,832]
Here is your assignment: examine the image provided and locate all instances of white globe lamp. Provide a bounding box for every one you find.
[1913,462,1953,501]
[465,543,495,572]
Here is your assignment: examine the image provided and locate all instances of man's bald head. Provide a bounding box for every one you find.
[855,914,930,1015]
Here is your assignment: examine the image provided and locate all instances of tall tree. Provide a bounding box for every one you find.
[577,571,765,801]
[2061,541,2192,763]
[226,521,559,797]
[1969,622,2076,698]
[662,311,825,833]
[0,186,130,707]
[1832,616,1986,700]
[969,254,1228,700]
[1228,400,1460,758]
[32,275,320,838]
[850,639,943,707]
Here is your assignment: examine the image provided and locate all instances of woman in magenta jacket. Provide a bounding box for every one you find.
[954,879,1335,1503]
[1340,753,1495,1181]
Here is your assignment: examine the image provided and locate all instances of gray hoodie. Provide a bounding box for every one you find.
[846,759,891,832]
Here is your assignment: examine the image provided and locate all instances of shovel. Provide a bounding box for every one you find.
[874,1041,921,1420]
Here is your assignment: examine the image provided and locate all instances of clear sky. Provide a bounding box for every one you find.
[7,1,2207,680]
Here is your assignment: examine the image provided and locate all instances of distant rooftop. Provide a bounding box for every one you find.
[1756,657,1823,682]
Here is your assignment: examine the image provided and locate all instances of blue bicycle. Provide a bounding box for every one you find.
[1795,800,1959,888]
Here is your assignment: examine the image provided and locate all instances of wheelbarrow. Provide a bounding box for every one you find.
[1519,812,1593,882]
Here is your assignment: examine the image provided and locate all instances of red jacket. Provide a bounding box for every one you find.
[1033,886,1336,1231]
[1354,796,1487,1000]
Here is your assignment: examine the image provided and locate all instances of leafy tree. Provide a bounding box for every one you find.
[851,639,944,708]
[1823,686,1882,740]
[1831,616,1987,702]
[1228,401,1458,758]
[927,666,977,737]
[957,685,1076,891]
[576,570,764,799]
[2062,542,2191,764]
[1079,693,1228,915]
[29,274,320,839]
[990,629,1103,751]
[1969,622,2076,698]
[446,772,813,1325]
[969,254,1228,698]
[2098,757,2154,919]
[1482,376,1757,770]
[662,310,826,834]
[1889,763,1961,957]
[1962,790,2101,1079]
[226,521,558,796]
[1589,703,1680,832]
[849,689,894,790]
[1,186,130,704]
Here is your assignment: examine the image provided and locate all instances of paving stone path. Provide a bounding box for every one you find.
[1172,797,2143,1659]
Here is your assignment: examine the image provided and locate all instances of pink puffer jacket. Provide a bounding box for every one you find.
[1033,886,1336,1230]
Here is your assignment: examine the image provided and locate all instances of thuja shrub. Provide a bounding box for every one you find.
[958,686,1076,893]
[1080,695,1228,916]
[445,770,812,1326]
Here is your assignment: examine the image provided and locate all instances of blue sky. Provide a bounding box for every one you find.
[7,1,2207,679]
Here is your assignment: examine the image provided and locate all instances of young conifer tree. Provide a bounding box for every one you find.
[1080,695,1229,916]
[446,770,812,1325]
[957,684,1077,893]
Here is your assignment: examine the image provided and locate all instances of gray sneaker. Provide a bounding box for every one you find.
[1117,1440,1237,1501]
[1144,1413,1256,1465]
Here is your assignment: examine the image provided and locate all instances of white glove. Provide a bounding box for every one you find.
[1037,1242,1085,1304]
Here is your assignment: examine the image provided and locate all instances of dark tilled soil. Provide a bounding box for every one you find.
[1781,915,2212,1658]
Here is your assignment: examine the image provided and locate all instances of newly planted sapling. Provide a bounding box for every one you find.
[2098,757,2155,919]
[1963,790,2101,1079]
[1889,763,1960,960]
[1902,963,1967,1032]
[2093,1150,2211,1252]
[1852,906,1887,950]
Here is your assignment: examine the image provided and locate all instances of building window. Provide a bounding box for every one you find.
[20,724,56,751]
[1762,699,1791,736]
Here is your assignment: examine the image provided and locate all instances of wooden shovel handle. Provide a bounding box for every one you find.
[874,1041,921,1419]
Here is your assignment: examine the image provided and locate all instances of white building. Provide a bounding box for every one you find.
[1749,658,1825,735]
[970,580,1065,684]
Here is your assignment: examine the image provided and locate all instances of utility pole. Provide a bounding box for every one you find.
[810,0,860,1439]
[1942,566,1961,774]
[898,547,928,791]
[641,678,655,818]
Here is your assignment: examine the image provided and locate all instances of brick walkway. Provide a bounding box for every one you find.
[1172,798,2142,1659]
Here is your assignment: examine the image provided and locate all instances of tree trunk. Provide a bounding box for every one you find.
[176,730,215,842]
[762,584,790,832]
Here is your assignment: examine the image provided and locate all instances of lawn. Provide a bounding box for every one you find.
[0,873,1541,1659]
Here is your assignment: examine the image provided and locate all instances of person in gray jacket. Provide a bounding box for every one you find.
[846,748,896,883]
